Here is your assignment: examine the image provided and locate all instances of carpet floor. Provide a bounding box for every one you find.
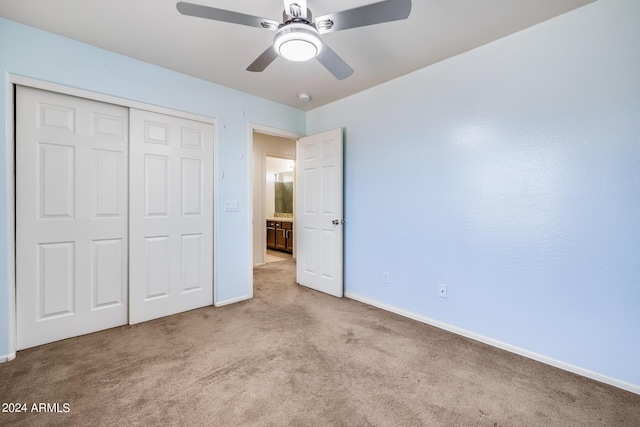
[1,259,639,426]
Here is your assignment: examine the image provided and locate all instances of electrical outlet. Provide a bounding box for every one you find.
[438,284,447,298]
[383,272,390,284]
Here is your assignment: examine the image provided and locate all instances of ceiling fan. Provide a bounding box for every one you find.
[176,0,412,80]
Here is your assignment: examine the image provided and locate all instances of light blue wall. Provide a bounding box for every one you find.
[0,18,305,357]
[308,0,640,387]
[2,0,639,391]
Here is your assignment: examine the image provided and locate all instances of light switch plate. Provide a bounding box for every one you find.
[224,201,239,212]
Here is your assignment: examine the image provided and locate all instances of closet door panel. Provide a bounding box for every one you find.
[16,86,128,350]
[129,109,213,324]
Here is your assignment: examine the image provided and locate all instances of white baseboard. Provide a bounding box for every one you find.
[215,294,252,307]
[0,352,16,363]
[345,291,640,396]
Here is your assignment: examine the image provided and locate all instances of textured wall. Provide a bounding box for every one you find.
[0,18,305,357]
[307,0,640,388]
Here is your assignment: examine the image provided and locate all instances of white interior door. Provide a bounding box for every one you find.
[16,86,129,350]
[296,128,344,297]
[129,109,214,324]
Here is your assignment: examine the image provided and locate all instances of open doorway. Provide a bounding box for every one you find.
[251,130,297,268]
[250,126,345,299]
[265,156,295,264]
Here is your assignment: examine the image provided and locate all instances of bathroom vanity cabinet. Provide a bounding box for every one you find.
[267,220,293,253]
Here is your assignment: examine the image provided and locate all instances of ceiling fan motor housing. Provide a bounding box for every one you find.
[273,21,323,62]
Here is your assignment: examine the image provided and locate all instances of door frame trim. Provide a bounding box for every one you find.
[6,74,217,360]
[4,78,17,362]
[247,123,302,298]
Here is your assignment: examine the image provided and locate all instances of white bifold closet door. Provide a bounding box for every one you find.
[16,86,129,350]
[128,109,213,324]
[16,87,214,350]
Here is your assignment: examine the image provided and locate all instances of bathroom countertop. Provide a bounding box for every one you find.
[267,217,293,223]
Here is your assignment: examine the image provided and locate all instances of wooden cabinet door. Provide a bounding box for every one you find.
[275,223,287,251]
[286,228,294,253]
[266,222,276,249]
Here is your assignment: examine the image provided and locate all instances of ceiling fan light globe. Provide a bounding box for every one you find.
[279,39,318,61]
[274,23,323,62]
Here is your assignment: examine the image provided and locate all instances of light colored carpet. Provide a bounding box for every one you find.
[1,259,639,426]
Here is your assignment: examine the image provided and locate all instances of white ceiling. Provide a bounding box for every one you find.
[0,0,596,111]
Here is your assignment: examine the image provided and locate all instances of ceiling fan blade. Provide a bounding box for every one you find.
[316,44,354,80]
[177,1,279,31]
[247,46,279,72]
[315,0,411,34]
